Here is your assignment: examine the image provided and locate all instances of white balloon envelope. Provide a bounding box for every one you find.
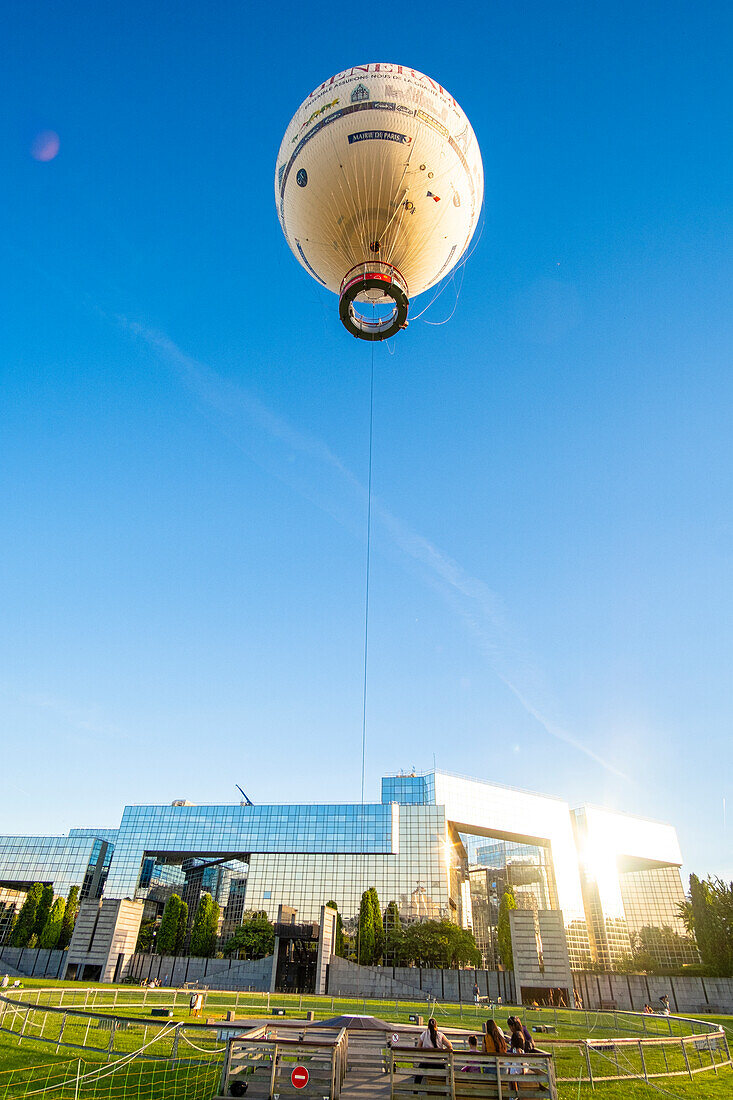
[275,64,484,340]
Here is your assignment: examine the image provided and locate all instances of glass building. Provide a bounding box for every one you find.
[0,833,112,942]
[0,771,696,970]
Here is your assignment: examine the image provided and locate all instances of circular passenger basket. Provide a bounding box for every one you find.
[339,262,409,341]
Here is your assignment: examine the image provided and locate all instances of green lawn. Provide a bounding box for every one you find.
[557,1077,733,1099]
[2,981,732,1097]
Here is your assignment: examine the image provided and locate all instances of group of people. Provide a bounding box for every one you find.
[643,995,671,1015]
[418,1013,536,1070]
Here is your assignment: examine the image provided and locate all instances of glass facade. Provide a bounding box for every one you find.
[0,773,695,969]
[381,773,435,805]
[244,805,450,925]
[0,834,112,944]
[572,805,697,969]
[461,837,559,966]
[104,801,396,901]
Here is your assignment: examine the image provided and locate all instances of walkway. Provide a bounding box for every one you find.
[341,1066,391,1098]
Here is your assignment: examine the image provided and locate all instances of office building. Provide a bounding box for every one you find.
[0,771,696,970]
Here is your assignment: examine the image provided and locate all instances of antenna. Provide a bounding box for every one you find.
[235,784,253,806]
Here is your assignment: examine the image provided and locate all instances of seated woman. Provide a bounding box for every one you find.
[483,1018,508,1055]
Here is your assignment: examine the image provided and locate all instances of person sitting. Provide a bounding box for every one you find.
[418,1018,453,1052]
[508,1019,526,1054]
[507,1020,527,1086]
[483,1018,508,1054]
[508,1016,534,1051]
[461,1035,482,1072]
[415,1019,452,1087]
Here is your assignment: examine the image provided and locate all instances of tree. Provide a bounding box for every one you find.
[33,885,54,941]
[136,920,157,953]
[156,895,182,955]
[10,883,44,947]
[175,900,189,954]
[683,875,733,976]
[326,901,346,957]
[190,893,220,957]
[384,901,403,965]
[223,913,275,959]
[357,889,375,965]
[497,888,516,970]
[400,920,481,968]
[39,897,66,949]
[57,886,80,950]
[369,888,385,964]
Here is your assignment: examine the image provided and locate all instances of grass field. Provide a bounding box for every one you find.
[1,981,732,1098]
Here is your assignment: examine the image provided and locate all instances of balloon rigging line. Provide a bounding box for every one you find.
[410,202,486,323]
[423,260,466,326]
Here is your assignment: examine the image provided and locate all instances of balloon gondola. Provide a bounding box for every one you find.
[275,64,483,339]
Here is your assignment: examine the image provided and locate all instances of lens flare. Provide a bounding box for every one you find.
[31,131,60,162]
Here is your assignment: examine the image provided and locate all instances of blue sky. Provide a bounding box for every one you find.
[2,1,731,881]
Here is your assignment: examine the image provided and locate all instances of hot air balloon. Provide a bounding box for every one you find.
[275,64,483,340]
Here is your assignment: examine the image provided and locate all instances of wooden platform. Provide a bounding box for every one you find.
[341,1067,392,1098]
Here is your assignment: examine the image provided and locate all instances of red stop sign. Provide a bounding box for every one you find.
[291,1065,309,1089]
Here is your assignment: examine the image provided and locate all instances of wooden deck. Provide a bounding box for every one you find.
[341,1066,392,1098]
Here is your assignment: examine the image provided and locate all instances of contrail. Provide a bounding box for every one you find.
[117,315,628,780]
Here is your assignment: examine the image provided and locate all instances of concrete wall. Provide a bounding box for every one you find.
[126,952,274,991]
[65,899,144,982]
[326,956,516,1003]
[511,910,573,1003]
[572,971,733,1015]
[315,906,336,997]
[0,946,67,979]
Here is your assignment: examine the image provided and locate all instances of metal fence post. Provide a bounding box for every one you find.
[584,1042,594,1088]
[17,1006,31,1046]
[56,1013,67,1054]
[707,1034,718,1075]
[107,1024,115,1062]
[681,1038,693,1079]
[171,1024,180,1065]
[638,1040,648,1082]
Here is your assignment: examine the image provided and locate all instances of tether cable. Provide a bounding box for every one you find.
[361,338,375,811]
[356,331,376,979]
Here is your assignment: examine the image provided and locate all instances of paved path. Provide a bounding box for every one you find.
[341,1067,391,1098]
